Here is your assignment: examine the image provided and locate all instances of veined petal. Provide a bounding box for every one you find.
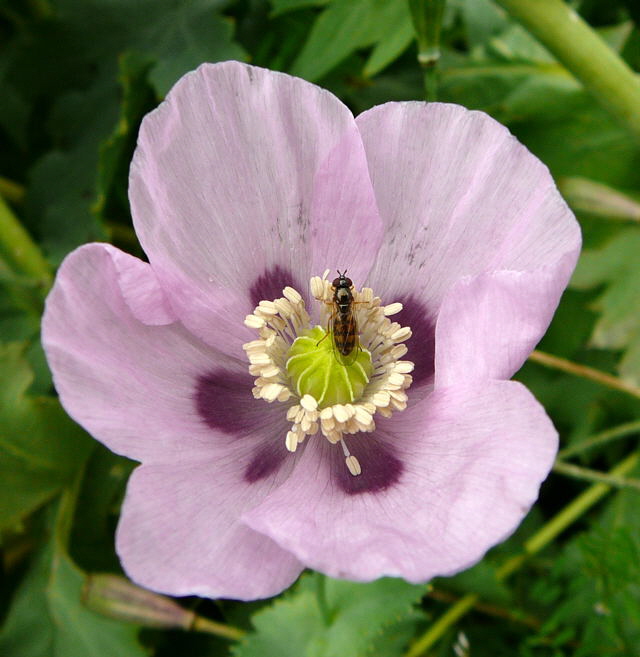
[356,102,581,309]
[434,252,578,386]
[103,245,176,325]
[130,61,382,355]
[42,243,278,464]
[117,461,303,601]
[243,381,557,582]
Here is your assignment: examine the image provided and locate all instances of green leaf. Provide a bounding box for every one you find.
[572,228,640,386]
[234,574,424,657]
[269,0,329,16]
[143,0,246,97]
[94,52,156,228]
[70,445,135,572]
[362,9,413,78]
[461,0,509,49]
[9,0,246,264]
[0,489,146,657]
[291,0,412,82]
[436,561,512,606]
[26,79,116,265]
[532,463,640,657]
[0,343,92,531]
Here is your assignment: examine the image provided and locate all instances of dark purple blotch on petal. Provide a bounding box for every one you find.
[332,437,403,495]
[250,265,301,308]
[394,296,435,386]
[244,441,288,484]
[195,370,261,436]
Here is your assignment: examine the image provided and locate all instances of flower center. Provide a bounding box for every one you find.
[243,271,414,476]
[286,326,374,407]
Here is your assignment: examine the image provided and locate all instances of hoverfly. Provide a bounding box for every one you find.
[320,270,360,366]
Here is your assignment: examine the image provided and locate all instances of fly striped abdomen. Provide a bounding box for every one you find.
[333,312,356,356]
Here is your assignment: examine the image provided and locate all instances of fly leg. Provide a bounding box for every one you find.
[316,308,336,347]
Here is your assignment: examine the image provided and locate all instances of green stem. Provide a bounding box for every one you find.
[553,460,640,491]
[0,194,52,289]
[405,451,639,657]
[409,0,446,101]
[315,573,332,626]
[0,176,25,204]
[559,420,640,459]
[528,350,640,401]
[423,67,438,103]
[191,616,247,641]
[494,0,640,143]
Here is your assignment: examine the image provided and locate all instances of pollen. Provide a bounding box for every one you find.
[242,273,414,476]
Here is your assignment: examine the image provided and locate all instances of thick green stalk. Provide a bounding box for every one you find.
[409,0,446,101]
[405,451,639,657]
[494,0,640,143]
[0,194,51,288]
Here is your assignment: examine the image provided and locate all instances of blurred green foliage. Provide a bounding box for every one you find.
[1,0,640,655]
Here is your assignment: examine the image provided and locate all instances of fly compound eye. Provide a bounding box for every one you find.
[332,277,341,288]
[344,277,352,287]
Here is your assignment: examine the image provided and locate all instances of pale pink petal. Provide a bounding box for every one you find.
[435,252,578,386]
[355,102,580,308]
[107,246,176,325]
[130,61,382,355]
[243,381,557,582]
[117,461,303,601]
[42,243,276,464]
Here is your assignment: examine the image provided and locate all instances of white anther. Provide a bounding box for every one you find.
[388,372,406,387]
[333,404,350,423]
[277,389,292,402]
[247,352,272,366]
[321,415,335,431]
[244,314,266,328]
[300,394,318,411]
[384,302,403,316]
[310,277,325,299]
[273,298,293,316]
[391,344,408,359]
[257,300,279,314]
[242,339,264,352]
[390,390,408,403]
[326,430,342,444]
[372,390,391,407]
[261,383,285,401]
[359,288,374,303]
[283,286,302,304]
[340,439,362,476]
[353,406,373,426]
[285,431,298,452]
[319,407,334,420]
[260,365,281,378]
[345,455,362,476]
[286,405,300,421]
[390,326,412,342]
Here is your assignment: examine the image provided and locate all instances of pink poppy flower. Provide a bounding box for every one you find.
[42,61,581,601]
